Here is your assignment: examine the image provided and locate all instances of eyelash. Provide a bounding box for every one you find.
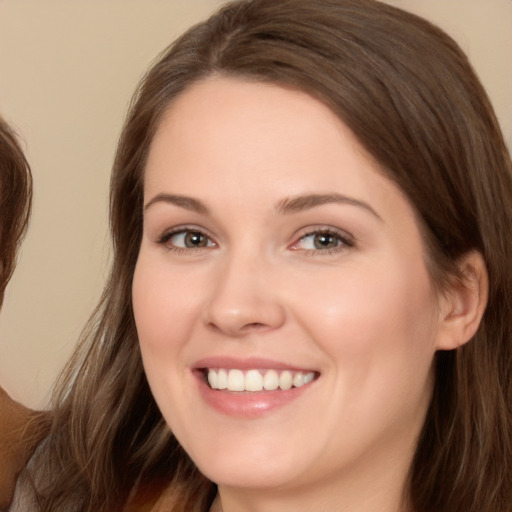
[290,227,354,256]
[157,227,216,254]
[156,226,354,255]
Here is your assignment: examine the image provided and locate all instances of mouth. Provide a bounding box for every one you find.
[200,368,318,392]
[193,359,320,417]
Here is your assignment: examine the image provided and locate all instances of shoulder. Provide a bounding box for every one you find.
[0,387,50,511]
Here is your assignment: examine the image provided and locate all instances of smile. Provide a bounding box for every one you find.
[193,359,320,417]
[206,368,316,392]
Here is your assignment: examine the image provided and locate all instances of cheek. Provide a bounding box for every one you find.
[291,260,438,393]
[296,265,438,451]
[132,257,201,353]
[132,256,205,425]
[132,256,206,405]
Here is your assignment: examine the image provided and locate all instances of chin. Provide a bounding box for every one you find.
[188,441,308,490]
[199,461,301,491]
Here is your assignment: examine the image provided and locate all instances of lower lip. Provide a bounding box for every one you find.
[194,372,315,419]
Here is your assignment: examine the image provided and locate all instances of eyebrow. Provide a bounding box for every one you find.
[144,193,209,214]
[275,193,382,220]
[144,192,381,221]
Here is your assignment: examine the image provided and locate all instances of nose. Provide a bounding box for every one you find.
[202,251,286,337]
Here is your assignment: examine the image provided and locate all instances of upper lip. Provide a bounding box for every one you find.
[193,356,318,373]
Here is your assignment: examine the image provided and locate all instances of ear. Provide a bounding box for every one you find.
[436,251,488,350]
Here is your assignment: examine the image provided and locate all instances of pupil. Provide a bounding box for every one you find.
[185,232,206,247]
[314,233,337,249]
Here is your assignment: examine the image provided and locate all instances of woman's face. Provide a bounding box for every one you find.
[133,77,444,496]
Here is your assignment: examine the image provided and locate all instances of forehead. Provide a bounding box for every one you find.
[144,76,389,200]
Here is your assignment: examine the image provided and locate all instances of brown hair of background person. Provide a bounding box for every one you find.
[0,117,49,511]
[0,116,32,306]
[20,1,512,511]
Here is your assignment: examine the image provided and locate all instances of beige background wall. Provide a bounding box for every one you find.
[0,0,510,409]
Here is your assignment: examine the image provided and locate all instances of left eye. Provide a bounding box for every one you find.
[164,230,215,249]
[293,230,351,251]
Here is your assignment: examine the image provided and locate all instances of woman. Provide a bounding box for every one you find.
[19,0,512,511]
[0,117,49,510]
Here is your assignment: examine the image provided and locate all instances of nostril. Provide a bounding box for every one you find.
[207,321,270,334]
[241,322,268,331]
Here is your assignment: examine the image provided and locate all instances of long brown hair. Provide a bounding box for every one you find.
[28,1,512,510]
[0,117,32,307]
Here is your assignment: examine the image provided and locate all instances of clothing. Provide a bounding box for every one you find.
[0,387,50,511]
[0,388,170,511]
[0,389,204,511]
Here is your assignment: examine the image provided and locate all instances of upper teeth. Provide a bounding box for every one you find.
[207,368,315,392]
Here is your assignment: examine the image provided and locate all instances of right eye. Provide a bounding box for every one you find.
[158,229,216,251]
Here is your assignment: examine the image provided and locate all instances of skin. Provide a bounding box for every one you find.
[132,76,487,512]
